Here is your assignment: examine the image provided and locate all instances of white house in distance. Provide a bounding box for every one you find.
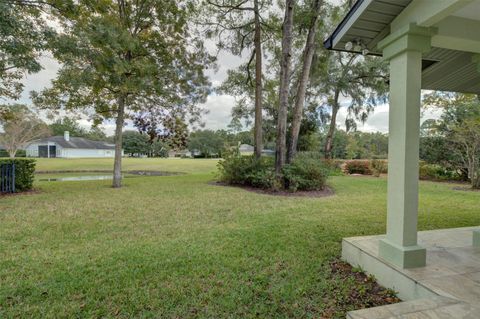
[26,131,121,158]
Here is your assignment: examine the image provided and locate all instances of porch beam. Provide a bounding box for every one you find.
[431,16,480,54]
[391,0,473,32]
[377,24,434,269]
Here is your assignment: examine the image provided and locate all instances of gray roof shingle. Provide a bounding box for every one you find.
[33,136,115,150]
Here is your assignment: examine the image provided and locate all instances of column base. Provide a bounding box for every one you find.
[473,229,480,247]
[379,239,426,269]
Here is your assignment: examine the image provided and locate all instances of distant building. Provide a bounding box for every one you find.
[238,144,274,156]
[26,131,122,158]
[168,149,192,158]
[239,144,254,155]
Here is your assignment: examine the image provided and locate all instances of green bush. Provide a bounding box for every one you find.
[217,152,329,192]
[371,159,388,177]
[344,160,372,175]
[282,153,329,191]
[419,163,461,181]
[0,150,26,157]
[217,154,276,189]
[0,158,36,192]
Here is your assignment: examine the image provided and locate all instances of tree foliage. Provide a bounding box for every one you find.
[422,92,480,188]
[200,0,277,158]
[122,130,169,157]
[0,0,59,100]
[49,117,108,141]
[32,0,213,187]
[0,104,50,157]
[187,130,225,157]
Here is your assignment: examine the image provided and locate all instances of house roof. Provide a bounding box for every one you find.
[32,136,115,150]
[239,144,254,152]
[324,0,480,94]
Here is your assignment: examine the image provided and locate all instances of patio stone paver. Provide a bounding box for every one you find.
[344,227,480,319]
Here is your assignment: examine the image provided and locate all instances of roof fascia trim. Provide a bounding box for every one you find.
[323,0,372,50]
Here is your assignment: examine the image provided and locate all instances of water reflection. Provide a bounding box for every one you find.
[38,175,120,182]
[37,171,182,182]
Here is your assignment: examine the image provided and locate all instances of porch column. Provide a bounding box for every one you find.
[377,24,436,269]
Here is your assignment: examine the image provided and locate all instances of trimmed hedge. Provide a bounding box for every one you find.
[0,150,26,157]
[371,159,388,177]
[0,158,36,192]
[344,160,372,175]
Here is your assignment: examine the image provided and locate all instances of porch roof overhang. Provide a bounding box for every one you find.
[324,0,480,94]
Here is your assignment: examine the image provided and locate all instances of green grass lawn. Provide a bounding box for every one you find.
[1,158,479,318]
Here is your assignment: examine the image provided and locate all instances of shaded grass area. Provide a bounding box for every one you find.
[0,161,479,317]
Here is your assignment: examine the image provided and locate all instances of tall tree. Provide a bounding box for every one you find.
[0,104,50,157]
[0,1,57,100]
[310,50,388,159]
[49,117,108,141]
[275,0,294,174]
[187,129,225,158]
[299,1,388,159]
[423,92,480,189]
[201,0,274,158]
[287,0,323,162]
[33,0,212,188]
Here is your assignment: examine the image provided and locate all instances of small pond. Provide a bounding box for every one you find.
[38,175,122,182]
[36,171,182,182]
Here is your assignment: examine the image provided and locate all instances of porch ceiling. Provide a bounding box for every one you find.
[324,0,480,94]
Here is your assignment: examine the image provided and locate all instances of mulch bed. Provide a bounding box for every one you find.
[321,259,401,318]
[210,181,334,198]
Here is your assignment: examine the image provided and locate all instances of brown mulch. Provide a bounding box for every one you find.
[321,259,401,318]
[209,181,334,198]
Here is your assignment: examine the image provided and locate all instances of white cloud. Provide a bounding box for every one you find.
[335,101,444,134]
[199,94,236,130]
[9,43,445,135]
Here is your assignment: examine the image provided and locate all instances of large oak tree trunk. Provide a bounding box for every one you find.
[275,0,294,175]
[253,0,263,159]
[113,95,125,188]
[287,0,323,163]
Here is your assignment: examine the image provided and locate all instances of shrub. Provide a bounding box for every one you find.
[344,160,372,175]
[282,152,329,192]
[0,158,36,192]
[371,159,387,177]
[218,152,329,192]
[419,163,462,181]
[217,154,276,189]
[0,150,26,157]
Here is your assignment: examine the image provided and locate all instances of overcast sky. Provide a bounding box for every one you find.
[11,3,441,136]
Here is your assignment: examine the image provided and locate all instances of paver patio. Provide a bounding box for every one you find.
[344,227,480,318]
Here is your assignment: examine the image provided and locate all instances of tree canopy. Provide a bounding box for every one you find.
[0,104,50,157]
[32,0,213,187]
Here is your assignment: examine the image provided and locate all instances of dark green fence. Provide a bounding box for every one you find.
[0,163,15,193]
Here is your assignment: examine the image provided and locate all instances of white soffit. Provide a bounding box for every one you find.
[452,1,480,21]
